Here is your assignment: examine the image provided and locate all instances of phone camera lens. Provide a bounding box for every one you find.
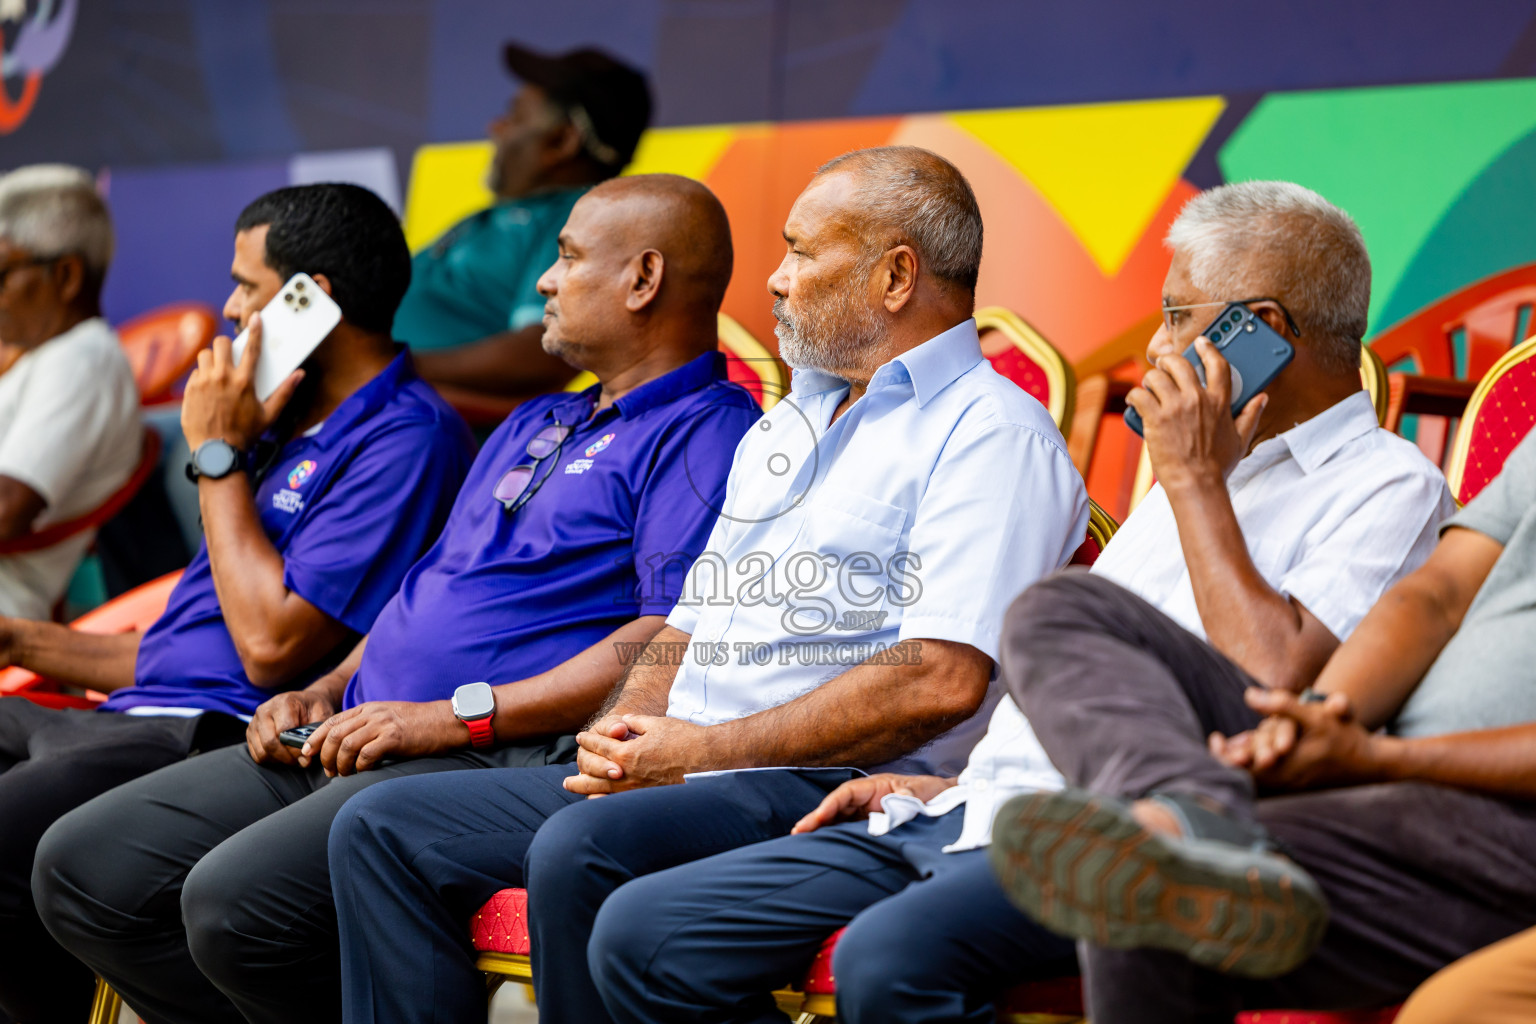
[1230,310,1243,322]
[284,293,294,303]
[1220,321,1231,333]
[295,281,306,291]
[298,296,309,307]
[1208,331,1222,343]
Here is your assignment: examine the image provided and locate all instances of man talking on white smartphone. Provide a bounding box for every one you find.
[0,182,475,1023]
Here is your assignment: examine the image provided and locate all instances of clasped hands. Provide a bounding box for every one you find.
[1211,688,1381,791]
[563,714,713,797]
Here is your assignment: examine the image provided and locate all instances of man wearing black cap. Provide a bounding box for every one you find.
[398,44,652,399]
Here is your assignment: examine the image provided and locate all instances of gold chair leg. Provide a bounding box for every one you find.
[88,977,123,1024]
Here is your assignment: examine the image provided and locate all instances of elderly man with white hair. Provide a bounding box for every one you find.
[986,180,1479,1023]
[564,180,1454,1024]
[0,165,139,619]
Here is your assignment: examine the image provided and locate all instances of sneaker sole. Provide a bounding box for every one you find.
[987,789,1327,979]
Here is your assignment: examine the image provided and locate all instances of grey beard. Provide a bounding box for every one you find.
[774,295,890,375]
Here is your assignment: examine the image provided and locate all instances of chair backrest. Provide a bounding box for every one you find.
[1127,352,1391,514]
[1370,262,1536,381]
[1445,334,1536,505]
[717,313,786,411]
[0,569,184,702]
[1359,345,1389,425]
[975,306,1075,435]
[562,314,785,413]
[1068,499,1119,566]
[0,428,162,555]
[117,303,220,404]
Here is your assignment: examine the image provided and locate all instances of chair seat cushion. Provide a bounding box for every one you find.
[471,888,529,955]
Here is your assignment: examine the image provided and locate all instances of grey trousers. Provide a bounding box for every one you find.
[1002,571,1536,1024]
[33,735,574,1024]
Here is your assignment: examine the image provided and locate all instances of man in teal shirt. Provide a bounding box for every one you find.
[399,45,652,399]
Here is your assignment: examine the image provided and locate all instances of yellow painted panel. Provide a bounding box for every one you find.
[402,141,495,252]
[624,124,741,180]
[951,96,1224,275]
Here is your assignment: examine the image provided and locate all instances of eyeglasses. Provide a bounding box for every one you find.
[1161,297,1303,339]
[492,420,572,514]
[0,255,58,290]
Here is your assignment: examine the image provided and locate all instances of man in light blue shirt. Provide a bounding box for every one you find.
[326,146,1087,1024]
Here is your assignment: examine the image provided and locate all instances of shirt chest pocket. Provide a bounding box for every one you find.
[780,488,907,638]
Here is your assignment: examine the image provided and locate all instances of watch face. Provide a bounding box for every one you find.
[452,681,496,720]
[195,441,240,478]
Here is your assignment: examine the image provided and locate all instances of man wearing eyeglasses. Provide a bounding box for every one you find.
[36,174,760,1024]
[399,43,653,401]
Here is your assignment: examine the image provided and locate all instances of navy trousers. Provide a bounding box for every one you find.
[589,811,1076,1024]
[329,765,854,1024]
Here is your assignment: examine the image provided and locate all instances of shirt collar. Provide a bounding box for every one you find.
[611,350,728,420]
[297,346,418,452]
[1256,390,1380,475]
[786,318,985,408]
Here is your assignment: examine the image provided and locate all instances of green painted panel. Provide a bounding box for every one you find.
[1219,78,1536,331]
[1376,127,1536,334]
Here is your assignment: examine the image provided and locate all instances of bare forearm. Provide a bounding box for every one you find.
[1312,582,1460,729]
[1366,726,1536,800]
[699,640,991,771]
[1166,478,1324,690]
[599,624,688,721]
[12,620,140,692]
[199,474,342,686]
[495,616,668,740]
[1314,529,1501,729]
[412,326,575,395]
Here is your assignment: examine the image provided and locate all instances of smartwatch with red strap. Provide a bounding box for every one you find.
[452,681,497,749]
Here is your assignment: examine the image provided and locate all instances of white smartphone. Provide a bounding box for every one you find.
[230,272,342,401]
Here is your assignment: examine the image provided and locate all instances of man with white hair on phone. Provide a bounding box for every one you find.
[0,164,139,620]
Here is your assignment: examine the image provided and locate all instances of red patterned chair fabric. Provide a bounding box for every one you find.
[470,887,530,956]
[1235,1010,1400,1024]
[988,345,1051,407]
[1446,337,1536,504]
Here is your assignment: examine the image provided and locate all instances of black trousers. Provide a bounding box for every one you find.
[1003,571,1536,1024]
[0,698,244,1024]
[33,735,574,1024]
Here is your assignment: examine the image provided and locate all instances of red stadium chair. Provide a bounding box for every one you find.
[0,568,181,710]
[116,302,220,405]
[1068,498,1117,567]
[1236,1011,1400,1024]
[0,429,160,559]
[977,306,1075,436]
[1444,334,1536,505]
[1370,263,1536,463]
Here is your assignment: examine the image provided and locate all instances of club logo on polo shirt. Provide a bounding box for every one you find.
[287,460,317,489]
[273,459,317,513]
[567,433,617,474]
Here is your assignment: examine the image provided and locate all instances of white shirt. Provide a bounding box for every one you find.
[0,318,140,618]
[666,319,1088,776]
[875,389,1455,851]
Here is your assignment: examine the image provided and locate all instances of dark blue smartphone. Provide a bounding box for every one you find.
[1125,302,1295,436]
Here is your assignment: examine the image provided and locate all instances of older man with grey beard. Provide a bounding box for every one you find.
[322,145,1089,1024]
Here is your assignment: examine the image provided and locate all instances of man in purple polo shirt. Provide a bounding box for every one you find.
[0,183,475,1023]
[36,174,761,1024]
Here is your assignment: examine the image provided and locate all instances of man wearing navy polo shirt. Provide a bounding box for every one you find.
[37,174,760,1024]
[0,183,475,1023]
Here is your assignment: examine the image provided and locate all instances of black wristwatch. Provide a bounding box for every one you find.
[186,439,242,482]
